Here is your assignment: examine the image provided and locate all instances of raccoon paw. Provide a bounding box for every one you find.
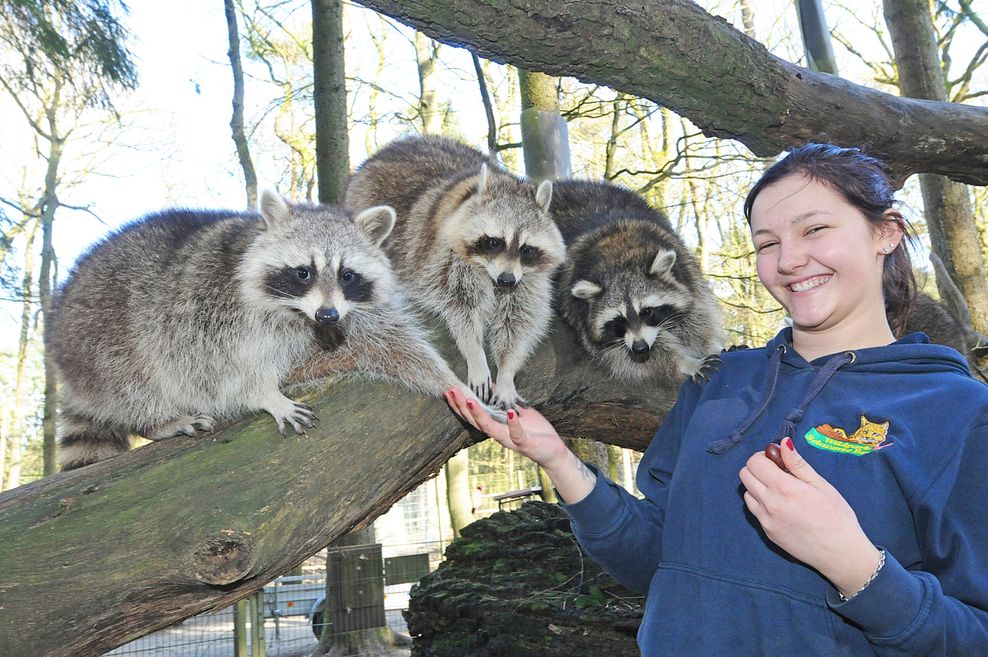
[690,354,723,384]
[265,397,318,436]
[490,388,527,412]
[148,415,216,441]
[722,344,751,352]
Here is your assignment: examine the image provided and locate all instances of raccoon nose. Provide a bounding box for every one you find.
[315,307,340,325]
[631,340,650,354]
[496,272,517,287]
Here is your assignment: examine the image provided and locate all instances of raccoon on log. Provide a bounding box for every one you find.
[551,180,724,384]
[51,191,476,471]
[345,136,566,410]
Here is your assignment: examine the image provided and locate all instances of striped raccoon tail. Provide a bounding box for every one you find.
[59,414,132,471]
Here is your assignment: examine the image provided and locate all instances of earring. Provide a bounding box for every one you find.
[881,246,889,254]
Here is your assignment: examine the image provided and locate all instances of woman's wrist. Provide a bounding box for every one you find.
[828,542,885,601]
[544,449,598,504]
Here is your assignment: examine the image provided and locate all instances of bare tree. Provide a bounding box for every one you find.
[225,0,258,208]
[884,0,988,333]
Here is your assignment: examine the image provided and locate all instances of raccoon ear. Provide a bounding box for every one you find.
[535,180,553,212]
[259,190,291,229]
[477,163,490,196]
[649,249,677,277]
[354,205,396,246]
[571,279,602,300]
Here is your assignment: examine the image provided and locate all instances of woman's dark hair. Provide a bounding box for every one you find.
[743,143,917,337]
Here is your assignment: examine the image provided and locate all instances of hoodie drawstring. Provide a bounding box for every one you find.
[706,349,856,455]
[706,345,785,455]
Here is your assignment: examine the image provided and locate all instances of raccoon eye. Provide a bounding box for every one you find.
[295,267,312,281]
[486,236,505,251]
[519,244,541,263]
[640,307,654,319]
[340,269,360,283]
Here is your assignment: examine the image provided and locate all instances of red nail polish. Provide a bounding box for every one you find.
[784,437,795,451]
[466,400,474,409]
[507,410,515,420]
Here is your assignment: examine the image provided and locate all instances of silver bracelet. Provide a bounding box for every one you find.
[838,548,886,602]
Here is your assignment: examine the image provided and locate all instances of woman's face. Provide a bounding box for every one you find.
[749,174,899,337]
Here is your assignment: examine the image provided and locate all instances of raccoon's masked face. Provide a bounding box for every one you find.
[573,248,691,376]
[241,193,397,340]
[449,166,564,290]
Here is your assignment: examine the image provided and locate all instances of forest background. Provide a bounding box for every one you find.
[1,0,986,495]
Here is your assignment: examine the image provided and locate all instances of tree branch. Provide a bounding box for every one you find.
[0,320,673,657]
[352,0,988,187]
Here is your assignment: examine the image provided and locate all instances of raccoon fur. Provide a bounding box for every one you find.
[345,135,565,409]
[51,191,475,471]
[552,180,723,384]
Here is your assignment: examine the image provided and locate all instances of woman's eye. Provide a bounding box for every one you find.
[295,267,311,280]
[755,242,777,253]
[806,225,827,235]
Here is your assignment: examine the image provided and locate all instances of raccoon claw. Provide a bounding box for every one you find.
[691,355,723,383]
[148,414,216,441]
[470,380,494,404]
[722,344,751,352]
[267,398,318,436]
[491,392,527,412]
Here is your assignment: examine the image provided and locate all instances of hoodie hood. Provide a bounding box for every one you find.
[707,328,971,455]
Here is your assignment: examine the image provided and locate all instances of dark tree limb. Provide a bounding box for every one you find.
[0,321,672,657]
[352,0,988,187]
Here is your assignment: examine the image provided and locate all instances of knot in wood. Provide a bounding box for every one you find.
[191,530,255,585]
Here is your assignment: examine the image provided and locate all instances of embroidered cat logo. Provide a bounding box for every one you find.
[805,415,893,455]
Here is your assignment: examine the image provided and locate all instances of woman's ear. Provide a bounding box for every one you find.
[878,210,905,251]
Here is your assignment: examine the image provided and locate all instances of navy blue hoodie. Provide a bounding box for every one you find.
[563,329,988,656]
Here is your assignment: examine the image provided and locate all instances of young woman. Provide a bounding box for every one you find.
[445,144,988,656]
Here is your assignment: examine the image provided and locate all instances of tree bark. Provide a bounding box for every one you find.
[884,0,988,334]
[0,320,673,657]
[352,0,988,187]
[225,0,258,209]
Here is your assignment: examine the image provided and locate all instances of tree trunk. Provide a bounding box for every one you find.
[795,0,838,74]
[225,0,258,208]
[0,319,674,657]
[312,0,350,205]
[518,69,571,180]
[40,95,63,478]
[4,220,39,490]
[414,31,442,135]
[444,449,472,537]
[352,0,988,186]
[884,0,988,334]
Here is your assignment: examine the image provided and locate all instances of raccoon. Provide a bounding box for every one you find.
[904,293,969,354]
[551,180,723,384]
[345,135,565,409]
[51,191,477,471]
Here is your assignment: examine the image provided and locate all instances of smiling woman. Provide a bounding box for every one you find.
[448,144,988,657]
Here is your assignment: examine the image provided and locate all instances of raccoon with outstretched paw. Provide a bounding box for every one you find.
[346,136,566,410]
[51,190,491,470]
[552,180,724,385]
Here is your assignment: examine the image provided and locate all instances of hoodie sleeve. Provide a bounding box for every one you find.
[827,419,988,656]
[560,381,699,594]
